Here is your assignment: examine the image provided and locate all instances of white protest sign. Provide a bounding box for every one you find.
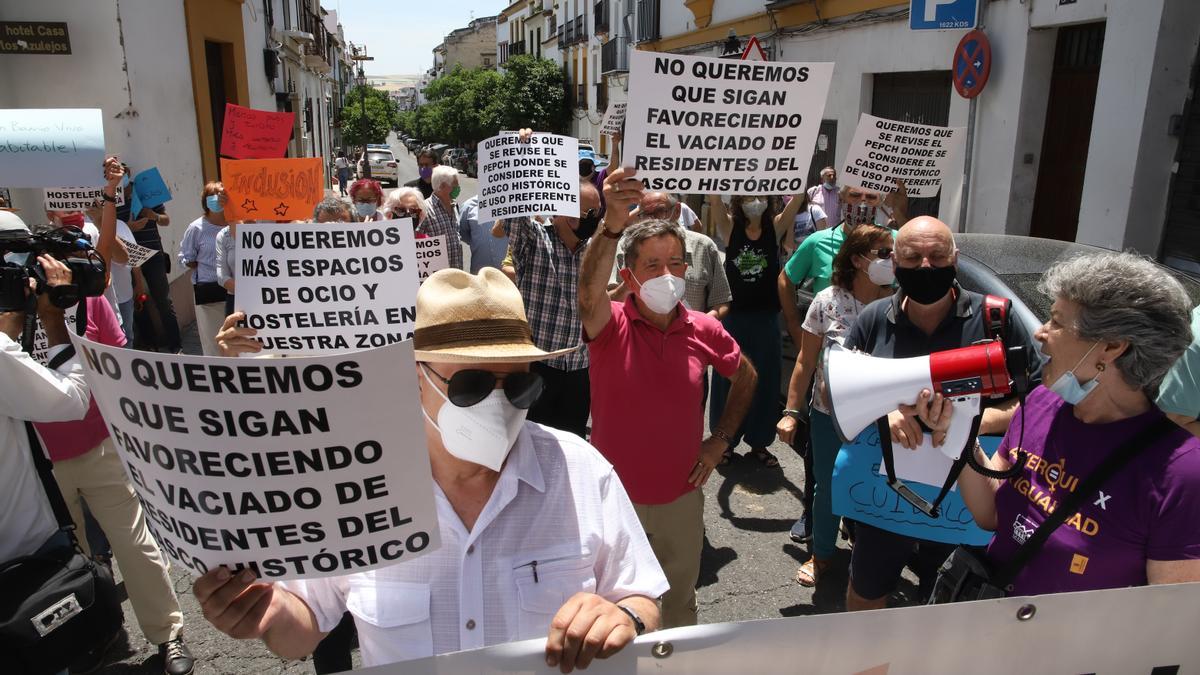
[0,109,106,188]
[840,114,966,198]
[600,102,627,138]
[70,334,441,580]
[119,237,157,268]
[477,132,579,222]
[236,219,420,355]
[624,52,834,195]
[414,235,448,283]
[44,186,124,211]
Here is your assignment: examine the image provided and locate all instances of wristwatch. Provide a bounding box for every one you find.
[616,605,645,635]
[783,409,804,421]
[600,224,622,240]
[98,190,117,203]
[711,427,733,447]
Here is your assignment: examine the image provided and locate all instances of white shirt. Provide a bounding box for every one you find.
[0,335,91,562]
[80,219,123,321]
[111,219,135,303]
[678,202,699,230]
[281,423,668,668]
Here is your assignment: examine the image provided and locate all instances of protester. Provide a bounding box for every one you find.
[777,191,828,257]
[705,194,793,467]
[579,167,757,627]
[420,165,464,270]
[385,187,429,232]
[313,195,354,223]
[84,200,138,344]
[1158,304,1200,438]
[349,178,386,222]
[215,220,237,317]
[404,148,438,199]
[841,216,1041,610]
[959,252,1200,594]
[459,194,508,273]
[179,182,229,357]
[196,268,668,672]
[334,149,351,197]
[119,170,181,353]
[776,224,895,587]
[807,167,841,227]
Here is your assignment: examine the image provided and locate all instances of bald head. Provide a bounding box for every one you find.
[895,217,956,269]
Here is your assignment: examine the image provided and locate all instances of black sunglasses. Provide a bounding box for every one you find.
[392,208,422,220]
[423,364,544,409]
[873,247,893,259]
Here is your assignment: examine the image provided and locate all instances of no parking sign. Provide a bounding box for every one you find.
[953,29,992,98]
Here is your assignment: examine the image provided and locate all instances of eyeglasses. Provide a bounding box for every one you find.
[422,364,544,409]
[391,209,422,220]
[872,247,893,259]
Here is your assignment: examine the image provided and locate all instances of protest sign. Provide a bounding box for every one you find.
[220,157,324,222]
[29,307,80,365]
[623,52,833,195]
[70,334,441,580]
[840,114,966,198]
[600,102,627,138]
[44,186,124,211]
[0,108,105,188]
[219,103,295,159]
[132,167,172,208]
[414,235,448,283]
[119,237,158,268]
[476,132,578,222]
[236,218,420,355]
[831,425,998,546]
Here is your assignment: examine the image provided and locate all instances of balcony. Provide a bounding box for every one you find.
[636,0,660,42]
[595,82,608,112]
[576,83,587,109]
[565,21,575,45]
[299,9,331,70]
[594,0,610,35]
[511,40,526,57]
[601,36,628,74]
[573,16,586,44]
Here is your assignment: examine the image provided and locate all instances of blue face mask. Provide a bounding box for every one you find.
[355,202,377,218]
[1047,342,1102,405]
[205,194,223,213]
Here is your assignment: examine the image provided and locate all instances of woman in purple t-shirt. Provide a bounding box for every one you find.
[959,252,1200,595]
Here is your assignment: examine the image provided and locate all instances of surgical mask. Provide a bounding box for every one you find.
[419,367,526,471]
[419,167,433,181]
[865,256,895,285]
[633,272,686,314]
[354,202,377,218]
[742,199,767,219]
[205,194,223,213]
[894,264,956,304]
[823,181,836,190]
[1047,342,1102,406]
[450,185,461,200]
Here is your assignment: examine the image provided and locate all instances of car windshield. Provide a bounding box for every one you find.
[368,152,392,163]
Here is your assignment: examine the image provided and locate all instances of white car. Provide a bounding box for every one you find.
[358,145,398,186]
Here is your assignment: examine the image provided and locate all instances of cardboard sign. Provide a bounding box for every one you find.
[624,52,834,195]
[414,235,448,283]
[477,132,578,221]
[44,186,124,211]
[600,102,627,138]
[132,167,172,209]
[831,425,999,546]
[70,334,441,580]
[236,219,420,355]
[220,157,323,222]
[219,104,295,160]
[840,114,966,198]
[119,237,158,268]
[0,109,105,188]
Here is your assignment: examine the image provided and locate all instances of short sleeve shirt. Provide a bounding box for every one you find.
[614,230,731,313]
[802,286,868,414]
[783,224,845,294]
[1157,305,1200,419]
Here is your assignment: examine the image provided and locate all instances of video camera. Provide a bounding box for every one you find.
[0,226,107,312]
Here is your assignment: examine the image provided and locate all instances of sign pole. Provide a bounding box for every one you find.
[958,96,977,233]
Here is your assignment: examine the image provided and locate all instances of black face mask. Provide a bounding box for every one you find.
[574,209,600,240]
[894,265,957,305]
[579,165,594,178]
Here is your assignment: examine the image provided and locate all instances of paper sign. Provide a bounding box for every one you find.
[0,109,105,188]
[29,307,80,365]
[132,167,172,209]
[477,132,579,222]
[220,157,324,222]
[219,103,294,159]
[831,425,999,546]
[119,237,157,268]
[600,102,627,138]
[624,52,834,195]
[840,114,966,198]
[70,334,441,580]
[44,186,124,211]
[414,235,448,282]
[236,219,420,355]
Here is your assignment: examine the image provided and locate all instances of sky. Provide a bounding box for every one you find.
[332,0,504,78]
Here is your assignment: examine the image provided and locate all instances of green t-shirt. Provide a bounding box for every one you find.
[783,224,845,293]
[1158,305,1200,419]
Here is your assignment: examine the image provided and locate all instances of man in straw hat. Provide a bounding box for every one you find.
[196,268,667,672]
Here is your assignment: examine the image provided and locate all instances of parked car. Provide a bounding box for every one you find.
[463,150,478,177]
[405,138,421,152]
[357,144,399,186]
[443,147,467,169]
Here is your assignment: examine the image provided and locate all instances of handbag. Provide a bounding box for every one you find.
[0,420,124,674]
[929,417,1177,604]
[193,281,228,306]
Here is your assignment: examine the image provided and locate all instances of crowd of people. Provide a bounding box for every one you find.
[2,132,1198,675]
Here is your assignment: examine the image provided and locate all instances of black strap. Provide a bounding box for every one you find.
[877,412,982,518]
[992,416,1178,588]
[25,421,77,536]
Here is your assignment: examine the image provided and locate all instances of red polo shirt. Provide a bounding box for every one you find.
[587,297,741,505]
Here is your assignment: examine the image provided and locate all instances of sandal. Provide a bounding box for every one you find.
[718,448,736,466]
[794,558,830,588]
[750,447,779,467]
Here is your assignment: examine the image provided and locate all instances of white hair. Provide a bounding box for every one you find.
[386,187,429,220]
[431,165,458,192]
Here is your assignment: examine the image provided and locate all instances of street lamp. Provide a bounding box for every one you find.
[356,64,372,179]
[720,30,742,58]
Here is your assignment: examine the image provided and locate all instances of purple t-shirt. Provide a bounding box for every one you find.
[987,386,1200,595]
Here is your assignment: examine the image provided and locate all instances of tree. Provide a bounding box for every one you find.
[496,56,569,135]
[341,85,399,147]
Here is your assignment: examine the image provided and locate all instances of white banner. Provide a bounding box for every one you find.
[44,186,124,210]
[477,132,579,222]
[70,335,441,581]
[624,51,834,195]
[235,219,420,355]
[840,114,966,198]
[361,582,1200,674]
[414,235,448,283]
[600,102,627,138]
[119,236,157,268]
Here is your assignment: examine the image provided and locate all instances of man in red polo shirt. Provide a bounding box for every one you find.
[579,167,758,627]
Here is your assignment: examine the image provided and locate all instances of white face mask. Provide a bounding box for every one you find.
[865,256,895,285]
[742,199,768,219]
[419,367,527,471]
[1047,342,1102,406]
[633,272,686,314]
[823,180,836,190]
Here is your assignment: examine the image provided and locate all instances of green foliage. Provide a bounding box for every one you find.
[341,85,399,147]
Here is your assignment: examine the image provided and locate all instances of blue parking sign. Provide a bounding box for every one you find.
[910,0,978,30]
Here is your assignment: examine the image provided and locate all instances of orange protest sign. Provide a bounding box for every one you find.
[220,158,324,221]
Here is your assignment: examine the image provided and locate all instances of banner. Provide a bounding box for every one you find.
[131,166,172,209]
[600,102,627,138]
[69,334,441,580]
[623,52,834,195]
[477,132,578,222]
[831,425,999,546]
[414,235,448,282]
[220,157,324,222]
[119,237,158,268]
[0,108,105,188]
[219,103,295,159]
[44,186,124,211]
[840,114,966,198]
[236,219,420,355]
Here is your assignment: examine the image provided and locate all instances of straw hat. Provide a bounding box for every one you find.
[412,267,580,363]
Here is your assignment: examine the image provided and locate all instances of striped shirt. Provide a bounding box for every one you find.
[418,197,464,270]
[178,216,224,284]
[507,217,588,371]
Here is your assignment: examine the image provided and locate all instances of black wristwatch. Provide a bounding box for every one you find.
[98,190,117,203]
[616,604,645,635]
[783,409,804,421]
